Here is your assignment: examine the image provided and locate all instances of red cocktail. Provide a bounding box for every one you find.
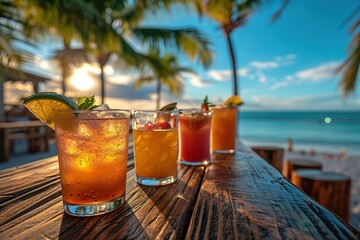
[179,109,212,165]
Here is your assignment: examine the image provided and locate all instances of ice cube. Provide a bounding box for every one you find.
[94,104,111,110]
[78,124,93,137]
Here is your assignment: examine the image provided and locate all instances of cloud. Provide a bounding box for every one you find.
[207,67,249,82]
[269,62,341,90]
[274,54,296,65]
[183,72,213,87]
[295,62,339,82]
[238,68,250,77]
[107,74,133,85]
[207,70,231,81]
[249,61,279,69]
[244,54,297,84]
[245,93,357,110]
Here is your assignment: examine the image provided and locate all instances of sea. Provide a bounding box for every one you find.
[238,111,360,156]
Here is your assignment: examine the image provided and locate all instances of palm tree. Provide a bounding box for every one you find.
[18,0,213,105]
[134,50,192,109]
[19,0,106,95]
[87,0,213,104]
[0,0,34,121]
[51,43,90,94]
[337,6,360,97]
[196,0,288,96]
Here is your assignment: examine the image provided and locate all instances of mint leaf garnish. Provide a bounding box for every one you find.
[76,95,99,110]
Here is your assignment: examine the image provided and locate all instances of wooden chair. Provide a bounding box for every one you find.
[251,146,284,173]
[283,158,322,180]
[292,169,351,222]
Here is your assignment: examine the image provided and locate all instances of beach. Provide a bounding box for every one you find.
[283,149,360,231]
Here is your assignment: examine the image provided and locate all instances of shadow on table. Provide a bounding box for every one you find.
[136,165,204,239]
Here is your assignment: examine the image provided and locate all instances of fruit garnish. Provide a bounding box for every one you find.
[143,122,155,130]
[155,122,171,129]
[159,102,177,111]
[23,92,78,130]
[201,95,214,112]
[224,95,244,106]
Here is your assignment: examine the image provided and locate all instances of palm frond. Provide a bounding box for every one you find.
[134,76,155,90]
[132,27,213,67]
[337,32,360,97]
[206,0,233,24]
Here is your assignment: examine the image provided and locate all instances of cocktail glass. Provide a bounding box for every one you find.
[132,110,178,186]
[55,110,130,216]
[210,105,238,153]
[179,109,212,165]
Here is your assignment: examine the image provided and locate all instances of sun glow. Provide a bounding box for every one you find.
[70,67,95,91]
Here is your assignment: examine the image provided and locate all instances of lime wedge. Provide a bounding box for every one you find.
[159,102,177,111]
[23,92,78,130]
[224,95,243,106]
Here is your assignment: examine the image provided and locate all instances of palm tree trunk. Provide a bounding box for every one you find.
[226,32,238,96]
[0,73,4,122]
[61,42,71,95]
[100,64,105,104]
[156,79,161,110]
[61,63,68,94]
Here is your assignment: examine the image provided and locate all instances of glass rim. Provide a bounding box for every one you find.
[209,105,239,109]
[178,109,211,115]
[131,109,179,114]
[56,109,131,113]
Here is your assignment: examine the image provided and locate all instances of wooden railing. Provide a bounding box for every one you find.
[0,120,50,162]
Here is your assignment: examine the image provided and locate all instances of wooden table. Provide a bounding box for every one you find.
[0,120,49,162]
[0,141,359,239]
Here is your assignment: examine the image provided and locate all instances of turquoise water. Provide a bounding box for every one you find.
[238,111,360,156]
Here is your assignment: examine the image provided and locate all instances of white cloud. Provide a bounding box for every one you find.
[250,61,279,69]
[183,72,212,87]
[269,62,341,90]
[270,81,289,90]
[238,68,250,77]
[258,72,267,83]
[296,62,339,82]
[207,68,249,82]
[108,74,133,85]
[207,70,231,81]
[274,54,296,65]
[247,93,356,110]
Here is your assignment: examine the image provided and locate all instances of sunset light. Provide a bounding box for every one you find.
[70,67,95,91]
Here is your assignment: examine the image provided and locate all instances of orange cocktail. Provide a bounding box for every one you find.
[210,106,238,153]
[132,110,178,186]
[55,110,130,216]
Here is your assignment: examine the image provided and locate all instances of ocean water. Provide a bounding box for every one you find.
[238,111,360,156]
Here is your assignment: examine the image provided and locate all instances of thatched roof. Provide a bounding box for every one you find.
[3,68,51,92]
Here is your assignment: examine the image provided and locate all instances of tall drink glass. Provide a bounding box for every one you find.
[132,110,178,186]
[55,110,130,216]
[179,109,212,165]
[210,105,238,153]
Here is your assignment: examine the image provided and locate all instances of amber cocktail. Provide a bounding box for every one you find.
[132,110,178,186]
[55,110,130,216]
[210,106,237,153]
[179,109,212,165]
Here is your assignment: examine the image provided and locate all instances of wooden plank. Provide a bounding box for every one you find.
[186,152,360,239]
[0,121,45,129]
[0,146,205,239]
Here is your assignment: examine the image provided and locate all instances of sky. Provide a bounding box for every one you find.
[5,0,360,111]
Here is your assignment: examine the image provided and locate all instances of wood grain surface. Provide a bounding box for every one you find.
[0,141,359,239]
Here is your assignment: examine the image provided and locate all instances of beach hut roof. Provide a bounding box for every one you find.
[3,68,51,93]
